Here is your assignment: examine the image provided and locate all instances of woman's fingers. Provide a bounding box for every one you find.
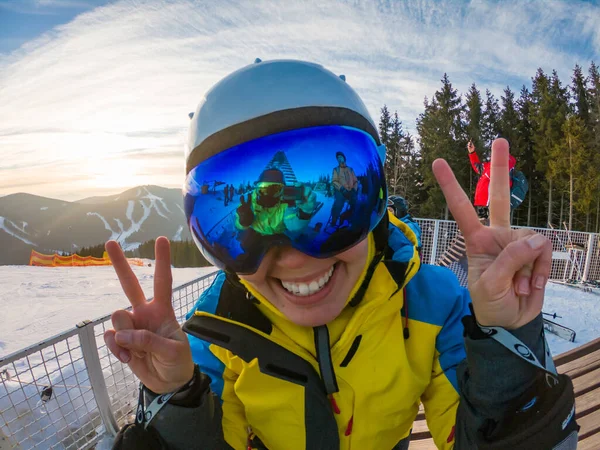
[489,139,511,229]
[111,309,135,330]
[114,329,184,363]
[111,309,145,358]
[153,237,174,308]
[480,233,551,293]
[104,329,131,363]
[106,240,148,308]
[432,158,481,238]
[529,235,553,291]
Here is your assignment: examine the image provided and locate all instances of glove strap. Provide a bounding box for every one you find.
[135,365,199,429]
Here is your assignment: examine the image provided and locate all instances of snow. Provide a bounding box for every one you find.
[86,195,171,250]
[86,212,120,241]
[0,265,218,449]
[0,265,597,358]
[0,265,217,358]
[142,186,171,217]
[544,282,600,355]
[0,265,598,449]
[113,218,124,233]
[173,225,184,240]
[0,217,36,245]
[40,207,48,211]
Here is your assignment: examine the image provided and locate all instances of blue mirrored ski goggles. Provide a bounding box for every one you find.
[184,125,387,274]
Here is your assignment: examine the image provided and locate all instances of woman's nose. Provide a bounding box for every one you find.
[273,246,313,270]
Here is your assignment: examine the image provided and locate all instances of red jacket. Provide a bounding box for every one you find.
[469,152,516,207]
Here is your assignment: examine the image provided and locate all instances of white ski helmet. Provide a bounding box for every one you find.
[185,59,383,174]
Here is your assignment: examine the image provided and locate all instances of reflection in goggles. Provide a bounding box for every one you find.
[184,125,386,274]
[257,183,284,198]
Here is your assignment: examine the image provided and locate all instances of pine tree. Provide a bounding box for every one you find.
[530,69,569,226]
[499,87,521,157]
[481,89,501,157]
[386,112,405,195]
[379,105,392,147]
[550,115,586,229]
[516,86,537,226]
[571,64,591,126]
[586,62,600,231]
[464,84,484,196]
[416,74,465,218]
[464,83,484,149]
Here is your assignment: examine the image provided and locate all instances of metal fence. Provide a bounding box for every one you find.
[415,219,600,287]
[0,271,218,450]
[1,220,599,449]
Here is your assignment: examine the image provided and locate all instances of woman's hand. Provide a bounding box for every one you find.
[434,138,552,329]
[103,237,194,393]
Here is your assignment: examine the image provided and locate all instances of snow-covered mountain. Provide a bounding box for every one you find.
[0,186,191,265]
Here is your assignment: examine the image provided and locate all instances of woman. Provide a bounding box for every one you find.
[104,59,576,450]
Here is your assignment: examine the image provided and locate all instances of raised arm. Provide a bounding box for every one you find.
[468,141,484,175]
[434,139,578,449]
[104,238,233,449]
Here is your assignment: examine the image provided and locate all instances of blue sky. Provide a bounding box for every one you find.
[0,0,598,201]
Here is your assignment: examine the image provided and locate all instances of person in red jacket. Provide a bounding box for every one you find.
[468,140,516,219]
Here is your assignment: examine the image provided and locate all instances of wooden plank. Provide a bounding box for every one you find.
[578,433,600,450]
[411,419,430,435]
[555,337,600,367]
[555,339,598,366]
[558,350,600,378]
[577,407,600,440]
[406,438,436,449]
[572,366,600,396]
[575,389,600,418]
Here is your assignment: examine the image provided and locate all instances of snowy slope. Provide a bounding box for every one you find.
[0,266,598,358]
[0,186,191,265]
[0,267,598,449]
[0,265,217,358]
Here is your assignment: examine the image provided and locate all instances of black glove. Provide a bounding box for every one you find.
[237,194,254,227]
[112,422,167,450]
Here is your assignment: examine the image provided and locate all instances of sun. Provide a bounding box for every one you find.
[85,156,145,189]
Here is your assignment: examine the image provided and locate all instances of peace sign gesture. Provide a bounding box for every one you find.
[433,139,552,329]
[103,237,194,394]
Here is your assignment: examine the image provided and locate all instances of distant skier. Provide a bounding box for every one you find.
[330,151,358,227]
[223,184,229,206]
[439,140,527,282]
[468,140,516,220]
[387,195,422,251]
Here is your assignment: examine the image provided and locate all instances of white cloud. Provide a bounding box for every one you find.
[0,0,597,199]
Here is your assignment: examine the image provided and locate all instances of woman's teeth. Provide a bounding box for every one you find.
[281,266,335,297]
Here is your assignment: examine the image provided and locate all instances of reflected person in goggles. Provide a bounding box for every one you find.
[105,59,574,450]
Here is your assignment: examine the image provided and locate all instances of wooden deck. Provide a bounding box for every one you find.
[411,337,600,449]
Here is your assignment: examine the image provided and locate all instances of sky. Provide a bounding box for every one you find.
[0,0,599,201]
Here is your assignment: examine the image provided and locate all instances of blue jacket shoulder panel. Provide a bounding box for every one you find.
[186,271,227,399]
[399,215,422,247]
[405,265,470,392]
[388,222,416,263]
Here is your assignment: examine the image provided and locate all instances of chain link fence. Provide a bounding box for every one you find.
[2,220,599,449]
[0,271,218,450]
